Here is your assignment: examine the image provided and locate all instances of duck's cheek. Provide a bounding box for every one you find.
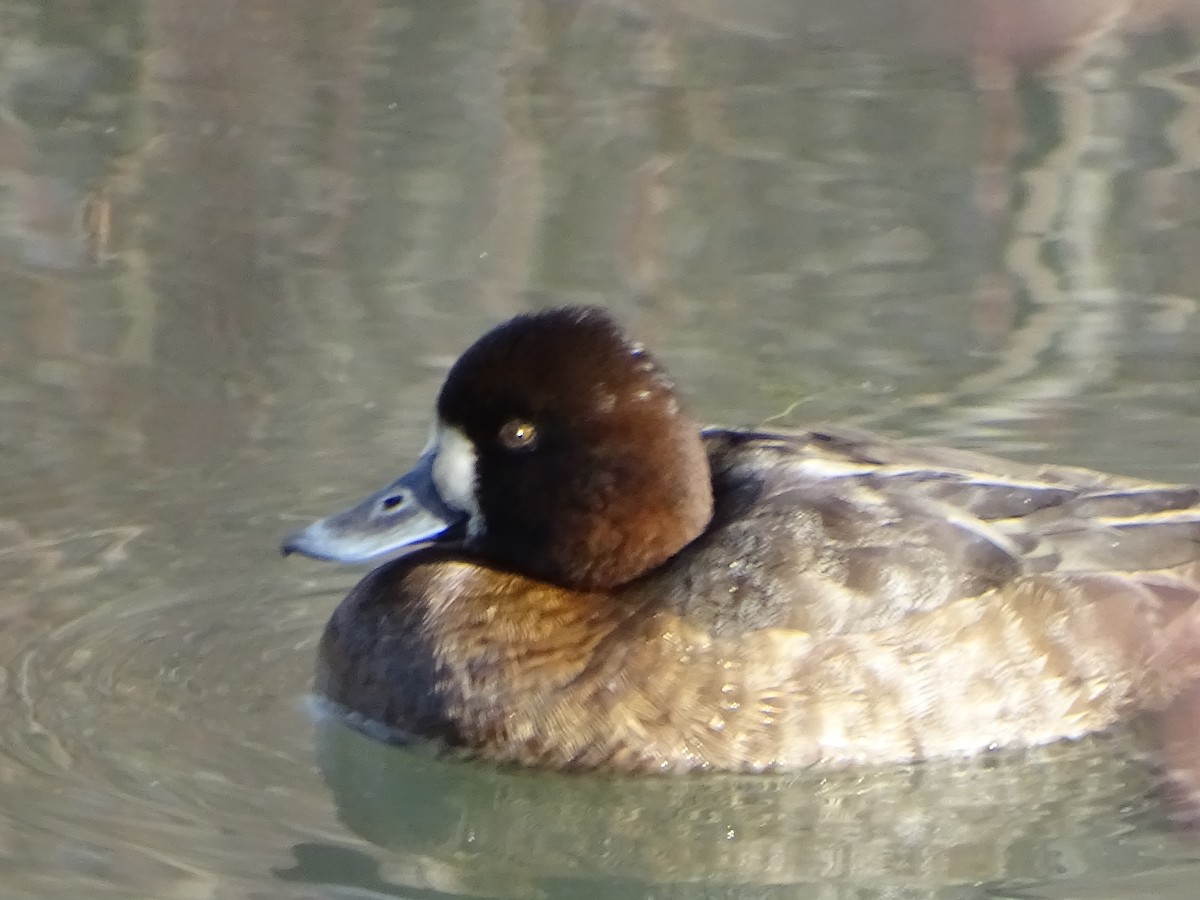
[431,423,484,535]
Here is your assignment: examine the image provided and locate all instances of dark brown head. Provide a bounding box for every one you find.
[283,307,713,589]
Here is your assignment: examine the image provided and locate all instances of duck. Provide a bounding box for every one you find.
[283,305,1200,774]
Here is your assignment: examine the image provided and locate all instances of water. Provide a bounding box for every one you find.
[4,0,1200,897]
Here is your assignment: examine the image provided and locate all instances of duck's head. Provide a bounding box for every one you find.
[283,307,714,589]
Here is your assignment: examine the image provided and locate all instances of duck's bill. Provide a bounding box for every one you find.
[281,450,465,563]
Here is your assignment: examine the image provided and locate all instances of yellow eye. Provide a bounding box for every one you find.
[498,419,538,451]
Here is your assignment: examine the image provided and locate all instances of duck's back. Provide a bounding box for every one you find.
[660,427,1200,636]
[587,427,1200,771]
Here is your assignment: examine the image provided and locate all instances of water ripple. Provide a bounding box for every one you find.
[0,519,351,898]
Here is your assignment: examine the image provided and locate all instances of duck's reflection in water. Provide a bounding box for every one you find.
[310,711,1179,897]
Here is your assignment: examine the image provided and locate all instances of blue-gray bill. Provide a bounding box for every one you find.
[281,450,464,563]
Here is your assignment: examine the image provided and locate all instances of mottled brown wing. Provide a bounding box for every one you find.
[671,427,1200,636]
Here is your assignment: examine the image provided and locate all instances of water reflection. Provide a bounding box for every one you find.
[310,722,1175,898]
[3,0,1200,898]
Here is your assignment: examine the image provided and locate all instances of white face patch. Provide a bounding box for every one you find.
[430,422,484,535]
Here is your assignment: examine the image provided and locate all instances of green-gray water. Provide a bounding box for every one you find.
[4,1,1200,897]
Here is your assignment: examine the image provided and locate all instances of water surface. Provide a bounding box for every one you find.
[5,1,1200,897]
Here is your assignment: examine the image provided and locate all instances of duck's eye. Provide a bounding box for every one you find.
[498,418,538,452]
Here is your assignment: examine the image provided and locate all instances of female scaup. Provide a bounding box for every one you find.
[284,306,1200,773]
